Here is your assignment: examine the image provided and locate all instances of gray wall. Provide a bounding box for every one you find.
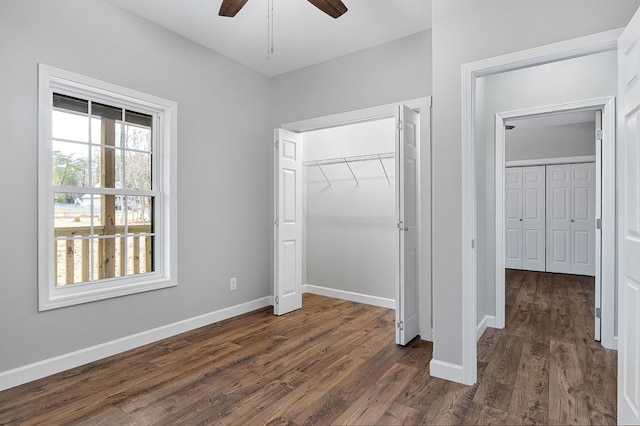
[475,51,616,328]
[304,119,396,300]
[506,122,596,161]
[0,0,271,371]
[431,0,640,368]
[270,30,432,126]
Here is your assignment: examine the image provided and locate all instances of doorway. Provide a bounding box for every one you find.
[494,105,614,348]
[273,98,432,345]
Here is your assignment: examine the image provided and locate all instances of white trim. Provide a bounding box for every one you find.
[505,155,596,167]
[462,29,621,385]
[476,315,497,341]
[303,284,396,309]
[429,359,465,383]
[0,296,272,392]
[494,98,616,348]
[282,97,432,132]
[38,64,178,310]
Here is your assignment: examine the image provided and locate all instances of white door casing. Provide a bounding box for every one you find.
[571,163,596,276]
[546,165,572,274]
[396,105,420,345]
[522,166,546,271]
[274,129,303,315]
[505,168,523,269]
[618,8,640,424]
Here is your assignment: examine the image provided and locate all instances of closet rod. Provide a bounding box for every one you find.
[302,152,394,167]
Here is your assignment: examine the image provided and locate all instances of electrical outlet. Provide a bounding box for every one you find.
[230,277,237,291]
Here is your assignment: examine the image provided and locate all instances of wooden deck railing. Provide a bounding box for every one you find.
[55,225,152,285]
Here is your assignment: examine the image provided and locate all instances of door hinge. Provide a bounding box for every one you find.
[397,321,404,331]
[595,128,603,141]
[275,296,279,304]
[275,218,279,226]
[596,307,601,319]
[397,221,404,231]
[275,140,279,149]
[471,239,475,249]
[397,120,403,130]
[596,218,602,230]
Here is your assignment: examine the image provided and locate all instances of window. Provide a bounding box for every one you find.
[38,64,177,310]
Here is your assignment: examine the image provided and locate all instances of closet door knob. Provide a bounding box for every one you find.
[519,218,522,222]
[571,219,575,222]
[404,227,408,231]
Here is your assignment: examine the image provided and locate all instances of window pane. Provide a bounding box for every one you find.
[54,192,90,229]
[91,237,122,280]
[91,146,123,189]
[126,196,153,227]
[124,122,152,152]
[52,141,89,187]
[91,194,126,235]
[125,151,151,190]
[52,94,89,143]
[54,238,89,286]
[126,235,154,275]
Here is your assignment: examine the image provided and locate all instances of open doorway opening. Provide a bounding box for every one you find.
[501,109,603,344]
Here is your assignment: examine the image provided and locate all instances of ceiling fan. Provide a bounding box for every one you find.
[219,0,348,19]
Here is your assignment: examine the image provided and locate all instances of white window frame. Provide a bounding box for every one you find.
[38,64,178,311]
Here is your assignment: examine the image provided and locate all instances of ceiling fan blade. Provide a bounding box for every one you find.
[307,0,348,18]
[219,0,249,17]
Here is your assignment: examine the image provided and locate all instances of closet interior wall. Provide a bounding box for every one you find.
[303,118,397,301]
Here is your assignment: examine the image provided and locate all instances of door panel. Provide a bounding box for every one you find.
[505,168,523,269]
[397,105,420,345]
[618,7,640,423]
[546,165,571,274]
[522,166,545,271]
[570,163,595,276]
[274,128,303,315]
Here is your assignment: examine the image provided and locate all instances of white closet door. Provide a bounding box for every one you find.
[571,163,596,276]
[396,105,420,345]
[522,166,546,272]
[505,168,523,269]
[546,165,572,274]
[274,128,303,315]
[618,8,640,422]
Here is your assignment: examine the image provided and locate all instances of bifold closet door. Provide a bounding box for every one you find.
[504,166,545,271]
[546,163,596,276]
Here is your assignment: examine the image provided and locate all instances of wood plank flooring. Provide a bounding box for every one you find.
[0,270,616,425]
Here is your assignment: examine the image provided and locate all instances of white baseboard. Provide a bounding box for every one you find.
[303,284,395,309]
[430,359,464,383]
[0,296,273,392]
[476,315,497,341]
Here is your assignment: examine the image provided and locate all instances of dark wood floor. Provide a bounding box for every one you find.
[0,270,616,425]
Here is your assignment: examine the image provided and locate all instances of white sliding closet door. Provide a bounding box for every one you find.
[522,166,546,271]
[504,166,544,271]
[546,163,596,276]
[505,168,523,269]
[546,165,572,274]
[571,163,596,276]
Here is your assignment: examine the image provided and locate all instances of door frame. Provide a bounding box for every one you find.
[280,96,433,340]
[494,98,616,349]
[460,28,622,384]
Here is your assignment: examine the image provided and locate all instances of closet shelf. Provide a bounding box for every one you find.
[302,152,394,166]
[303,152,394,186]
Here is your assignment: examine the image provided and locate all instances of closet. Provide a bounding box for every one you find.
[505,162,596,276]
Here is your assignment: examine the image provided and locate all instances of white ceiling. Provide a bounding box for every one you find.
[107,0,432,77]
